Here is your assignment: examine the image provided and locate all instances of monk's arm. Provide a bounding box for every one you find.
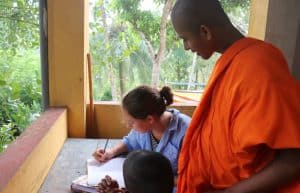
[226,149,300,193]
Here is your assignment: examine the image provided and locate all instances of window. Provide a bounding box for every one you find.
[89,0,250,102]
[0,0,42,152]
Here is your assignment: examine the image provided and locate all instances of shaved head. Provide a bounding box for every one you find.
[171,0,232,35]
[170,0,243,58]
[123,150,174,193]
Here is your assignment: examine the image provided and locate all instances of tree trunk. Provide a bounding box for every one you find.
[188,53,197,90]
[119,61,125,97]
[101,0,118,101]
[151,0,175,87]
[176,65,180,89]
[199,67,205,84]
[195,68,199,89]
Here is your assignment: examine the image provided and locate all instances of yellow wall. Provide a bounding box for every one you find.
[48,0,89,137]
[249,0,300,80]
[93,102,196,138]
[248,0,269,40]
[0,109,67,193]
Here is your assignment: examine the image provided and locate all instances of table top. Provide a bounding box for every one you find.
[39,138,122,193]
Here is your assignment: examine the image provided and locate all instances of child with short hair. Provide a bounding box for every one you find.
[97,150,174,193]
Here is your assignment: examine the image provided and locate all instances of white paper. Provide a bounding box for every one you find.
[72,175,89,186]
[71,175,98,193]
[87,157,125,187]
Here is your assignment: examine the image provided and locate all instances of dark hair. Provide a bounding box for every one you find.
[171,0,231,35]
[123,150,174,193]
[122,85,173,119]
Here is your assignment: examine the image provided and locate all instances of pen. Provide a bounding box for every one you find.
[95,140,100,152]
[103,139,109,153]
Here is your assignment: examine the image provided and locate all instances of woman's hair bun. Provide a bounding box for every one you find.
[159,86,173,106]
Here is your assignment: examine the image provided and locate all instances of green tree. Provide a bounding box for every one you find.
[89,0,251,99]
[90,0,144,100]
[0,0,41,152]
[220,0,251,34]
[111,0,175,87]
[0,51,41,152]
[0,0,39,55]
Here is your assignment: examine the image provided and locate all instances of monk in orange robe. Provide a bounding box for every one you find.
[170,0,300,193]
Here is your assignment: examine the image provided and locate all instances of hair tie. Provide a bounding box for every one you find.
[162,96,167,105]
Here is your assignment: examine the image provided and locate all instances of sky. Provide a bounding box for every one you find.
[89,0,162,24]
[140,0,159,11]
[89,0,161,13]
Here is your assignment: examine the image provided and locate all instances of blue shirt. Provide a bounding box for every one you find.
[122,108,191,174]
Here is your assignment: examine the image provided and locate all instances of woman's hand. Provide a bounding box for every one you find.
[93,149,114,162]
[93,142,128,162]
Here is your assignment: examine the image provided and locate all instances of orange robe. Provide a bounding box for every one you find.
[178,38,300,193]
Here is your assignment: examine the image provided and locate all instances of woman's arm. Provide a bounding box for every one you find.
[93,142,128,162]
[174,176,178,186]
[109,142,129,156]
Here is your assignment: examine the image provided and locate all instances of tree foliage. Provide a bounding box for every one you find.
[0,0,250,151]
[0,0,39,55]
[90,0,146,100]
[112,0,161,47]
[220,0,250,34]
[220,0,250,11]
[90,0,250,100]
[0,0,41,152]
[0,51,41,152]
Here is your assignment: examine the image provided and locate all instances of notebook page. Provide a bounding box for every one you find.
[87,157,125,187]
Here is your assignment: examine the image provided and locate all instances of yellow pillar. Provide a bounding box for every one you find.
[48,0,89,137]
[248,0,300,80]
[248,0,269,40]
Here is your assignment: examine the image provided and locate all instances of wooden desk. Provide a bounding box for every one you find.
[39,138,122,193]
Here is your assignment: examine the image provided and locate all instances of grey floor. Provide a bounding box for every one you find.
[39,138,122,193]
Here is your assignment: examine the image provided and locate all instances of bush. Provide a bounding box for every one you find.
[0,123,17,153]
[0,50,42,153]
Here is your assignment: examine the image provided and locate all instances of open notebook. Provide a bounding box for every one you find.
[71,175,98,193]
[87,157,126,187]
[71,157,126,193]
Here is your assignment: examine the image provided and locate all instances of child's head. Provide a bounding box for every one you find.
[121,85,173,131]
[123,150,174,193]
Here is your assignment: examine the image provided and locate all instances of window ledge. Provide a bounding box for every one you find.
[0,108,67,192]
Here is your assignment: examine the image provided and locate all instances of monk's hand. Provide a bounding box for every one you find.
[96,175,120,193]
[204,189,230,193]
[120,187,131,193]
